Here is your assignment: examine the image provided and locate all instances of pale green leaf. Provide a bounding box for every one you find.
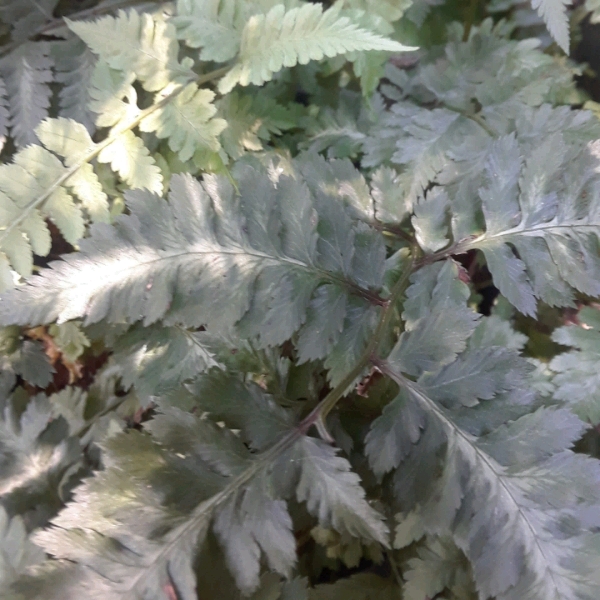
[97,130,163,193]
[281,436,388,545]
[531,0,571,52]
[387,261,479,377]
[0,507,44,592]
[0,395,81,527]
[550,306,600,423]
[140,83,227,162]
[67,10,193,92]
[47,321,90,363]
[35,118,95,168]
[173,0,246,62]
[218,3,415,93]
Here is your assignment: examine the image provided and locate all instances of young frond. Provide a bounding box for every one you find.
[0,118,109,287]
[530,0,571,52]
[218,3,416,93]
[66,10,194,93]
[140,83,227,162]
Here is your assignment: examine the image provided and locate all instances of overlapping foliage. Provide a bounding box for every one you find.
[1,0,600,599]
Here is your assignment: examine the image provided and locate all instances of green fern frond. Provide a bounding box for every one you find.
[218,2,416,93]
[0,506,44,592]
[0,0,60,43]
[140,83,227,162]
[0,42,53,148]
[367,262,600,600]
[0,161,385,370]
[531,0,571,52]
[52,38,97,134]
[66,9,194,93]
[550,306,600,423]
[0,118,111,285]
[0,394,82,529]
[6,401,385,597]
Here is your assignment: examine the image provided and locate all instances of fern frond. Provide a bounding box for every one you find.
[172,0,246,62]
[367,262,600,600]
[401,536,476,600]
[66,9,193,93]
[0,0,59,42]
[218,90,302,159]
[0,42,53,148]
[0,506,44,592]
[550,306,600,423]
[113,324,224,398]
[531,0,571,52]
[0,118,112,285]
[0,60,226,287]
[384,262,480,377]
[0,394,82,529]
[0,161,385,370]
[463,131,600,315]
[52,38,97,134]
[140,83,227,162]
[218,3,415,93]
[7,402,384,597]
[302,90,370,160]
[361,24,579,205]
[0,326,54,390]
[97,129,163,193]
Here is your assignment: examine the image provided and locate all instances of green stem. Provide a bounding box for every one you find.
[415,237,475,269]
[305,251,417,432]
[463,0,480,42]
[444,104,498,138]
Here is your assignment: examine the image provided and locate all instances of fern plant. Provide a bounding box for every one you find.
[1,0,600,598]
